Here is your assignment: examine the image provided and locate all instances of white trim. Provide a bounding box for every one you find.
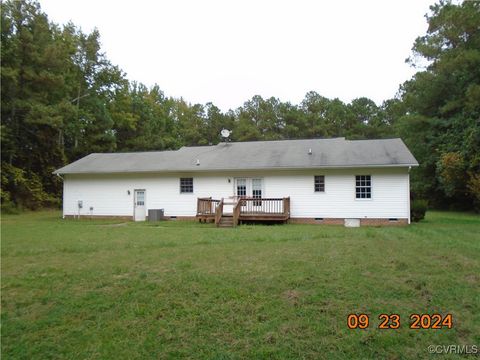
[62,174,66,219]
[407,166,411,224]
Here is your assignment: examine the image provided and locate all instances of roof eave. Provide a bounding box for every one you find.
[54,163,419,175]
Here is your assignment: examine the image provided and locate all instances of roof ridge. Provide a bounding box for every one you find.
[87,149,181,155]
[344,137,402,142]
[223,137,346,145]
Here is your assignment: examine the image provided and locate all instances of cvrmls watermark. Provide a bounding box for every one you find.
[428,344,478,355]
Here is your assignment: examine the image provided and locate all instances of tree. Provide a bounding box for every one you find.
[204,102,234,145]
[1,0,67,208]
[398,0,480,208]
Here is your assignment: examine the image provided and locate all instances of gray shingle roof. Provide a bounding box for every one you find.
[53,138,418,174]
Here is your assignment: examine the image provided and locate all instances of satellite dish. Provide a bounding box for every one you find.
[220,129,231,139]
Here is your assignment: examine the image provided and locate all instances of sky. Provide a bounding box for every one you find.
[39,0,434,111]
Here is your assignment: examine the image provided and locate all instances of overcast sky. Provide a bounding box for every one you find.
[39,0,433,111]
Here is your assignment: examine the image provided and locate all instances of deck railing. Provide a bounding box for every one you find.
[238,197,290,217]
[196,197,220,215]
[197,196,290,221]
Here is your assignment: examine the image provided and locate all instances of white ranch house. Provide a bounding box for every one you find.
[54,138,418,227]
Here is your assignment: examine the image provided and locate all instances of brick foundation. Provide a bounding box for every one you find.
[64,215,408,226]
[289,217,408,226]
[64,215,133,220]
[166,216,197,221]
[360,218,408,226]
[288,218,344,225]
[63,215,197,221]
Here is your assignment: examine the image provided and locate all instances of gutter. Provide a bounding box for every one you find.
[53,163,420,176]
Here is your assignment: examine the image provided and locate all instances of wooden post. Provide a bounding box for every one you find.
[233,199,242,227]
[283,197,290,219]
[215,199,224,227]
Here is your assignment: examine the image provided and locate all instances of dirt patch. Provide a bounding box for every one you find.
[465,274,479,284]
[283,289,302,305]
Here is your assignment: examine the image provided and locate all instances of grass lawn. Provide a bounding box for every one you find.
[1,211,479,359]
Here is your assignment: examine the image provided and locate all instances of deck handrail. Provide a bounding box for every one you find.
[233,200,242,227]
[239,197,287,215]
[215,199,224,226]
[197,197,290,223]
[197,197,220,215]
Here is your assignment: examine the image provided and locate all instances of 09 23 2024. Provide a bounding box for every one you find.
[347,313,453,330]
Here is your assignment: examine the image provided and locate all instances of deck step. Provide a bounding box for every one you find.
[218,215,234,227]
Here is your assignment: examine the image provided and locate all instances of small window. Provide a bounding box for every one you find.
[180,178,193,193]
[355,175,371,199]
[314,175,325,192]
[135,191,145,205]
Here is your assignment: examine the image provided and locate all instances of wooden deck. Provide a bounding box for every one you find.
[197,197,290,227]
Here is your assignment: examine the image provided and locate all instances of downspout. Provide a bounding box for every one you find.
[407,166,411,224]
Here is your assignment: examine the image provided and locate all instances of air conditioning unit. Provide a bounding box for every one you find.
[148,209,165,222]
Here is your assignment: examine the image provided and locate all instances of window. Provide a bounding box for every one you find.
[314,175,325,192]
[180,178,193,193]
[135,190,145,205]
[355,175,371,199]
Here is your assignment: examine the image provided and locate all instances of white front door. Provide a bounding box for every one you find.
[134,189,146,221]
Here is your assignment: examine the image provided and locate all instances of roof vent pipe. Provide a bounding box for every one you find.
[308,148,312,155]
[196,159,200,166]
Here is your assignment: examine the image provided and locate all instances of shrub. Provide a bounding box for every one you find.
[411,199,428,222]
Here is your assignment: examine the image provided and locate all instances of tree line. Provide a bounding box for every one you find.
[1,0,479,212]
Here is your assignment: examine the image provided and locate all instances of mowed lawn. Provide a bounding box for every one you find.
[1,211,479,359]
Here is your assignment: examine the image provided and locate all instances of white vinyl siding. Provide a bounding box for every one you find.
[63,167,410,219]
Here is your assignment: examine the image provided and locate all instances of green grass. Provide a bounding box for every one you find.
[1,211,479,359]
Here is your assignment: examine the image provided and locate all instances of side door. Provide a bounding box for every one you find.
[134,189,146,221]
